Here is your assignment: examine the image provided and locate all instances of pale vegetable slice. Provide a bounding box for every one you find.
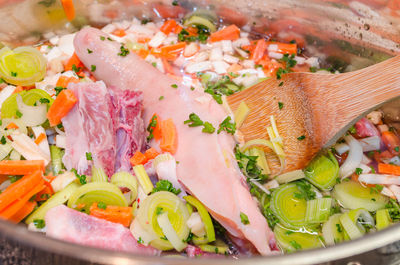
[376,209,391,231]
[274,225,323,252]
[304,151,339,190]
[249,147,270,175]
[91,166,108,182]
[305,198,332,223]
[133,164,153,195]
[332,181,388,211]
[11,131,50,165]
[234,101,250,129]
[339,135,363,179]
[347,208,375,234]
[339,213,364,240]
[276,170,305,184]
[157,212,188,251]
[183,15,217,32]
[0,142,12,160]
[16,95,47,127]
[322,214,344,245]
[111,171,138,204]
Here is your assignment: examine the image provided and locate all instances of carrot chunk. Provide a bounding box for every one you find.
[209,25,240,42]
[47,89,78,126]
[378,163,400,176]
[251,39,267,63]
[160,20,178,34]
[112,29,126,37]
[381,131,400,155]
[0,160,45,175]
[130,151,147,166]
[144,148,160,160]
[56,76,80,88]
[61,0,76,21]
[8,201,37,223]
[90,203,133,227]
[160,119,178,154]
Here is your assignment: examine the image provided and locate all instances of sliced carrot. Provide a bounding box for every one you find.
[47,89,78,127]
[268,42,297,55]
[251,39,267,63]
[134,49,149,59]
[162,58,174,75]
[160,42,186,57]
[160,19,178,35]
[6,122,19,130]
[137,37,151,44]
[34,133,46,145]
[56,76,80,88]
[381,131,400,155]
[90,203,133,227]
[149,114,162,140]
[241,44,255,53]
[61,0,76,21]
[8,201,37,223]
[160,119,178,154]
[173,25,183,34]
[0,160,45,175]
[209,25,240,42]
[130,151,147,166]
[378,163,400,176]
[227,63,243,75]
[373,150,393,163]
[12,86,24,95]
[35,181,54,202]
[144,148,160,160]
[63,53,83,72]
[112,29,126,37]
[0,182,44,219]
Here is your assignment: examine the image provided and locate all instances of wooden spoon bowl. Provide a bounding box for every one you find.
[227,56,400,174]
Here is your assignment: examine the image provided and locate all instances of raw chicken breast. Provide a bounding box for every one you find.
[74,27,274,255]
[45,205,159,255]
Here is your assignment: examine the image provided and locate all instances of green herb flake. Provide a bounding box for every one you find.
[294,180,316,200]
[285,230,294,235]
[297,135,306,141]
[38,0,55,7]
[16,110,23,118]
[172,0,179,5]
[118,45,130,57]
[289,240,302,250]
[355,168,363,175]
[395,146,400,152]
[336,223,343,233]
[171,84,178,88]
[278,81,284,87]
[137,237,144,244]
[91,65,96,72]
[146,115,158,141]
[33,219,45,229]
[202,122,216,134]
[54,86,66,96]
[152,180,181,195]
[156,207,164,215]
[39,98,50,104]
[151,62,157,67]
[100,36,106,41]
[278,102,284,110]
[0,136,6,145]
[184,113,216,134]
[370,184,384,194]
[9,176,21,183]
[97,202,107,209]
[86,152,92,161]
[349,126,357,134]
[11,72,17,77]
[190,86,195,91]
[159,96,164,101]
[107,37,114,41]
[240,212,250,225]
[71,168,87,185]
[87,49,93,54]
[217,116,236,135]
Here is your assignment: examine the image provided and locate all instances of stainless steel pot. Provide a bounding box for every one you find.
[0,0,399,264]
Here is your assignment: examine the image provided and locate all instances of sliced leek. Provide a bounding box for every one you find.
[305,198,332,223]
[270,183,308,228]
[184,195,216,243]
[322,214,344,245]
[26,182,80,224]
[376,209,391,231]
[276,170,305,184]
[111,171,138,204]
[332,181,388,211]
[199,243,229,255]
[67,182,128,213]
[91,166,108,182]
[304,151,339,190]
[50,145,63,175]
[339,213,364,240]
[267,116,286,174]
[249,147,270,175]
[234,101,250,129]
[136,191,190,250]
[133,164,153,195]
[157,212,187,251]
[183,15,217,32]
[274,225,323,252]
[0,142,12,160]
[0,46,46,86]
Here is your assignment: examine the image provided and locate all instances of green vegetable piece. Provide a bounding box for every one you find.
[50,145,63,175]
[152,180,181,195]
[274,225,323,253]
[322,214,344,245]
[376,209,392,230]
[304,151,339,190]
[183,15,217,33]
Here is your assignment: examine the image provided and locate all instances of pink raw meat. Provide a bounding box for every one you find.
[45,205,159,255]
[355,118,380,138]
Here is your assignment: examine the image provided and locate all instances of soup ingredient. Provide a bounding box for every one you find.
[376,209,391,230]
[304,151,339,190]
[157,211,187,251]
[275,170,305,184]
[273,225,323,252]
[332,181,388,211]
[110,171,137,204]
[209,25,240,42]
[89,203,133,227]
[234,101,250,128]
[91,166,108,182]
[0,160,44,175]
[305,197,332,223]
[47,89,77,127]
[45,205,159,255]
[67,182,128,213]
[9,201,36,223]
[378,163,400,175]
[183,15,217,33]
[153,154,186,197]
[61,0,75,21]
[322,214,344,245]
[50,146,63,175]
[0,46,46,86]
[136,191,190,250]
[16,95,47,127]
[339,208,374,240]
[133,165,153,195]
[160,119,178,154]
[11,131,51,165]
[25,182,80,224]
[74,27,274,255]
[339,135,363,179]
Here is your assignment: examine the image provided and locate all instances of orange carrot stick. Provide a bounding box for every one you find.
[12,86,24,95]
[144,148,160,160]
[47,89,78,127]
[61,0,76,21]
[56,76,80,88]
[6,122,19,130]
[8,201,37,223]
[34,133,46,145]
[0,182,44,219]
[160,119,178,154]
[130,151,147,166]
[63,53,83,72]
[381,131,400,155]
[160,19,178,34]
[90,203,133,227]
[112,29,126,37]
[35,182,54,202]
[268,42,297,55]
[160,42,186,56]
[162,58,175,75]
[0,160,45,175]
[378,163,400,176]
[251,39,267,63]
[209,25,240,42]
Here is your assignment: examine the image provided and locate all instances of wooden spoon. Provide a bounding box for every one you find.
[227,55,400,174]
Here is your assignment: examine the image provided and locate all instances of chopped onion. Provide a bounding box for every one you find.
[148,31,167,48]
[339,135,363,179]
[186,61,212,73]
[359,136,381,152]
[50,171,76,193]
[358,174,400,185]
[334,143,349,155]
[212,61,229,74]
[16,95,47,126]
[209,47,223,61]
[130,218,157,246]
[31,126,50,157]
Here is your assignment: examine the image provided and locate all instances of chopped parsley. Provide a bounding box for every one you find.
[370,184,383,194]
[107,37,114,41]
[38,0,55,7]
[290,240,302,250]
[90,65,96,72]
[240,212,250,225]
[278,81,284,87]
[33,219,45,229]
[309,67,318,73]
[235,146,268,182]
[54,86,66,96]
[118,45,130,57]
[11,72,17,77]
[159,96,164,100]
[86,152,92,161]
[294,180,316,200]
[156,207,164,215]
[152,180,181,195]
[87,49,93,54]
[160,235,168,240]
[171,84,178,88]
[184,113,215,134]
[182,232,194,243]
[151,62,157,67]
[278,102,284,110]
[0,136,6,145]
[190,86,195,91]
[349,126,357,134]
[137,237,144,244]
[71,168,87,185]
[336,223,343,233]
[395,146,399,152]
[39,98,50,104]
[203,75,243,104]
[146,115,158,141]
[16,110,23,118]
[100,36,106,41]
[217,116,236,135]
[97,202,107,209]
[297,135,306,141]
[9,176,22,183]
[141,19,151,25]
[285,230,294,235]
[276,54,297,80]
[178,25,210,43]
[355,167,363,175]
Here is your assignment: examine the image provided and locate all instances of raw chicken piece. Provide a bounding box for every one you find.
[62,81,115,176]
[45,205,159,255]
[111,89,145,172]
[355,118,380,138]
[74,27,274,255]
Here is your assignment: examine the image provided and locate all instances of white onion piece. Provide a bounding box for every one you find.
[382,187,395,198]
[359,136,381,152]
[16,95,47,127]
[186,212,206,237]
[51,171,75,192]
[358,164,372,174]
[157,212,187,251]
[11,131,50,165]
[339,135,363,179]
[389,185,400,202]
[334,143,349,155]
[358,174,400,185]
[361,154,371,165]
[130,218,156,246]
[56,135,66,149]
[31,126,50,157]
[0,142,12,160]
